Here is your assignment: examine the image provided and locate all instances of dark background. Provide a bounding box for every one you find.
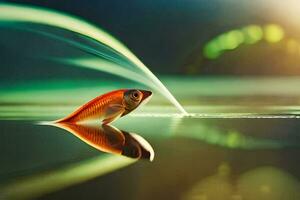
[1,0,300,79]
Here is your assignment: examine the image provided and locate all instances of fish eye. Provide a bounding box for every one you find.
[133,92,139,98]
[130,90,140,101]
[130,91,140,100]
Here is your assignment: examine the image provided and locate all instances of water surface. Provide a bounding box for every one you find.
[1,78,300,200]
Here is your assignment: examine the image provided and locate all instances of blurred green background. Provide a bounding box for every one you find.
[1,1,300,200]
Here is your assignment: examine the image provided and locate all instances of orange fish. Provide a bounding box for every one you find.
[52,122,154,161]
[55,89,152,124]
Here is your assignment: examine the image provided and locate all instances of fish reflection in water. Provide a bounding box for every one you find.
[52,122,154,161]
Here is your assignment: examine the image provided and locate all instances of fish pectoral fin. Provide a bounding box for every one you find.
[105,104,125,116]
[102,113,123,125]
[102,104,125,125]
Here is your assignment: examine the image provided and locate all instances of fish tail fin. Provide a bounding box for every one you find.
[36,120,68,132]
[36,116,73,126]
[36,121,53,125]
[52,117,69,123]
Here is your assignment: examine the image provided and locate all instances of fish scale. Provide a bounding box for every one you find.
[54,89,152,124]
[55,90,125,123]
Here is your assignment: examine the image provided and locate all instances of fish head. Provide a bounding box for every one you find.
[121,132,155,161]
[123,89,152,112]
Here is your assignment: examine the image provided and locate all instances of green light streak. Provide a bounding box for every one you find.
[13,25,138,71]
[226,131,241,148]
[217,30,244,51]
[0,4,137,69]
[0,3,187,114]
[216,34,229,50]
[223,30,244,49]
[57,57,153,87]
[243,25,263,44]
[0,155,136,199]
[203,41,221,59]
[175,121,293,149]
[203,24,283,59]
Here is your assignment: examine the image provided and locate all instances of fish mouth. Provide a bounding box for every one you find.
[140,90,152,102]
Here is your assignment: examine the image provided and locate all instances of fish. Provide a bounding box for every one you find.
[52,122,155,161]
[55,89,152,124]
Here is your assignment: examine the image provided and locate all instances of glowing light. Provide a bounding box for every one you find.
[243,25,263,44]
[204,30,245,59]
[238,167,300,199]
[218,30,244,50]
[58,57,153,86]
[203,25,265,59]
[225,30,244,49]
[184,167,300,200]
[216,34,228,50]
[203,41,221,59]
[0,3,187,114]
[264,24,284,43]
[0,155,135,199]
[203,24,287,59]
[227,131,241,148]
[175,122,286,149]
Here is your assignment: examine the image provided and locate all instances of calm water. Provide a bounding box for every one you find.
[1,78,300,199]
[1,114,300,200]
